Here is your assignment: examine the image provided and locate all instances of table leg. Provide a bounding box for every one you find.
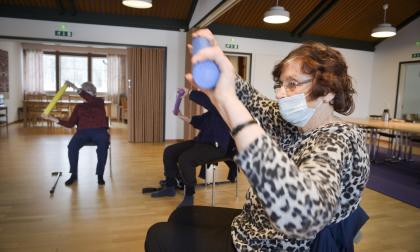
[106,104,112,126]
[24,103,27,127]
[371,129,379,161]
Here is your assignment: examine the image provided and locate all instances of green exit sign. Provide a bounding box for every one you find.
[412,52,420,58]
[225,38,239,49]
[225,44,239,49]
[54,24,72,37]
[55,30,72,37]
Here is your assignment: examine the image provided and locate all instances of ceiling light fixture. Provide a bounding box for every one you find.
[122,0,152,9]
[263,0,289,24]
[371,4,396,38]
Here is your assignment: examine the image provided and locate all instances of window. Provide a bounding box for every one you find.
[92,57,108,93]
[59,55,88,87]
[42,54,56,92]
[42,53,108,93]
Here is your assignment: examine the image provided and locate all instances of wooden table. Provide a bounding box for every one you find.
[23,100,112,127]
[346,118,420,134]
[345,118,420,161]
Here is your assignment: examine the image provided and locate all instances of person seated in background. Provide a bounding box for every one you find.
[42,81,110,186]
[151,88,235,208]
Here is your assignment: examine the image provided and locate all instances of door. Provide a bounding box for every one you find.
[127,47,166,142]
[395,60,420,121]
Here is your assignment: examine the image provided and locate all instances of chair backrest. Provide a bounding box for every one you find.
[120,94,128,109]
[369,114,382,120]
[69,94,84,101]
[25,92,46,101]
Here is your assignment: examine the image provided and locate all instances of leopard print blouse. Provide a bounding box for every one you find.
[230,77,370,251]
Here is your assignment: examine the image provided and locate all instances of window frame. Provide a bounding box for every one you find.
[43,51,107,93]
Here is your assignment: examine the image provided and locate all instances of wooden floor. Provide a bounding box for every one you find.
[0,123,419,252]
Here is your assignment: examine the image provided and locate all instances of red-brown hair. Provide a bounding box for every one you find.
[272,41,355,115]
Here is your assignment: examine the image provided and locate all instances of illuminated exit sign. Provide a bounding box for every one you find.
[412,52,420,58]
[225,38,239,49]
[54,24,72,37]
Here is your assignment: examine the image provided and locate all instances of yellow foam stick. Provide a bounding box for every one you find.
[42,82,70,116]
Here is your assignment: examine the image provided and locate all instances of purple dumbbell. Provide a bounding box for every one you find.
[192,37,220,89]
[173,88,185,115]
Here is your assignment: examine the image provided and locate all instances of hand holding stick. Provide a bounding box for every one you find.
[41,114,59,123]
[64,81,77,90]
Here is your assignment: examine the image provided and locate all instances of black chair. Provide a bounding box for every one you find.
[407,134,420,161]
[201,156,238,207]
[196,143,238,206]
[160,206,367,251]
[369,115,397,162]
[374,129,398,160]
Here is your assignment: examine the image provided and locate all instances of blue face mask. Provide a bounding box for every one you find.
[278,93,322,127]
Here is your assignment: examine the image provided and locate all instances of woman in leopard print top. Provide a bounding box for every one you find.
[230,77,369,251]
[145,29,370,252]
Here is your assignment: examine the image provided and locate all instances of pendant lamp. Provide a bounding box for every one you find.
[263,0,289,24]
[371,4,396,38]
[122,0,152,9]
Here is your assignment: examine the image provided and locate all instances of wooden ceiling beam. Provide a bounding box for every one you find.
[57,0,65,15]
[396,9,420,30]
[68,0,76,16]
[186,0,199,29]
[292,0,339,37]
[191,0,242,29]
[55,0,76,16]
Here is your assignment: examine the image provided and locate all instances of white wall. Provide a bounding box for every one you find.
[215,35,374,118]
[0,17,186,139]
[0,40,23,123]
[370,17,420,117]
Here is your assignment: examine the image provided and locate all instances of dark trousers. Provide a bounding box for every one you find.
[145,206,241,252]
[163,140,227,196]
[68,128,110,176]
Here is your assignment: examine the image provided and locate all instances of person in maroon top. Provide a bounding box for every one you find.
[42,81,109,186]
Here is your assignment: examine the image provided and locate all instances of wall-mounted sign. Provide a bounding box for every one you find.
[225,38,239,49]
[416,41,420,47]
[54,24,72,37]
[412,52,420,59]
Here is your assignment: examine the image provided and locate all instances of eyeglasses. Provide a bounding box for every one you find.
[273,78,312,92]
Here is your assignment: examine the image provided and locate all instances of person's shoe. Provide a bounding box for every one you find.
[151,186,176,198]
[65,175,77,186]
[98,175,105,185]
[177,195,194,208]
